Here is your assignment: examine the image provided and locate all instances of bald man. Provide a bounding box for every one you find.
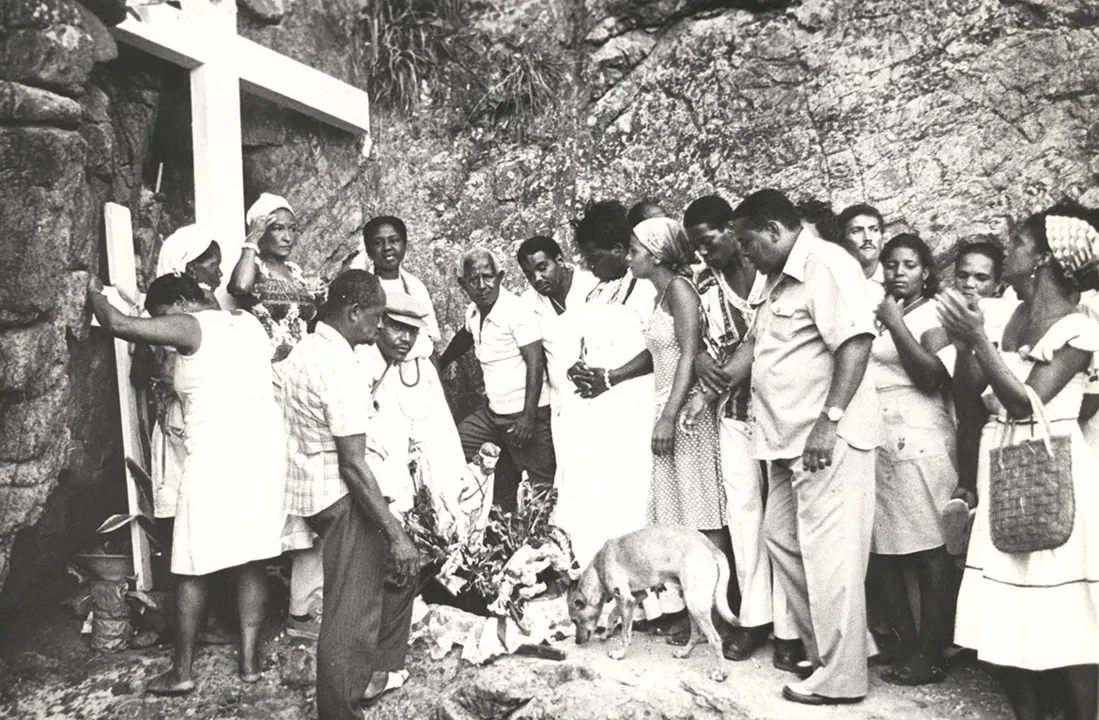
[439,248,555,509]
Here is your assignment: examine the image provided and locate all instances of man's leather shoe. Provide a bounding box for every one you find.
[722,625,769,661]
[782,683,863,706]
[772,638,806,673]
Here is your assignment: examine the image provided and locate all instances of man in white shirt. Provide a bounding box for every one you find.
[838,203,887,299]
[516,235,598,437]
[440,247,555,509]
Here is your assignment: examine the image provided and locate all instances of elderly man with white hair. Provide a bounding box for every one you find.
[439,247,556,509]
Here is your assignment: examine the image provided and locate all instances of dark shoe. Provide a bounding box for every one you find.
[722,625,770,661]
[782,683,863,706]
[880,657,948,686]
[786,685,861,707]
[286,613,321,642]
[644,610,689,637]
[772,638,806,673]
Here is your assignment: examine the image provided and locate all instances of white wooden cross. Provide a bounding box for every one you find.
[95,0,373,587]
[110,0,372,307]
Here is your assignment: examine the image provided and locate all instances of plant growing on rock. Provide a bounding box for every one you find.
[351,0,570,136]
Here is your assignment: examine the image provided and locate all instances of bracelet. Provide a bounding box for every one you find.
[603,369,613,390]
[242,242,260,252]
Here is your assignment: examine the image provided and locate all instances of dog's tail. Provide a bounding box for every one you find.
[713,552,741,628]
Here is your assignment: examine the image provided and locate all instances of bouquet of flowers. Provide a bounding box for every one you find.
[403,464,579,627]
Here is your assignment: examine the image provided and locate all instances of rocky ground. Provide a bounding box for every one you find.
[0,597,1014,720]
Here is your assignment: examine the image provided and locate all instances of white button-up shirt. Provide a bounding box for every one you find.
[466,287,550,415]
[521,267,599,411]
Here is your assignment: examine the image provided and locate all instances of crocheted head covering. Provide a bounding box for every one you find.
[155,224,215,278]
[632,217,695,277]
[245,193,294,226]
[1046,214,1099,274]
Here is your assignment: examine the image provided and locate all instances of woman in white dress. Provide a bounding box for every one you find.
[88,273,285,695]
[555,201,686,626]
[148,225,224,520]
[940,205,1099,720]
[867,234,957,685]
[555,201,657,567]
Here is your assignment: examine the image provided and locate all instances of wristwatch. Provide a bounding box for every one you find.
[823,406,845,423]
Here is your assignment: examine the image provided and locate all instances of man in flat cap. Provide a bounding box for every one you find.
[360,292,475,533]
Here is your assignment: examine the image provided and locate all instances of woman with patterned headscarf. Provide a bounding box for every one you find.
[940,203,1099,720]
[628,217,728,571]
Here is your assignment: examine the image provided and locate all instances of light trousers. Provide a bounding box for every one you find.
[765,441,875,699]
[720,418,796,639]
[289,544,324,617]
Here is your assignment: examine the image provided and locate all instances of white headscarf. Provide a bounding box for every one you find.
[246,193,294,226]
[156,224,215,278]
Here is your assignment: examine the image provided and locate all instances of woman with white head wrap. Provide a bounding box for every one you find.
[156,224,222,295]
[941,203,1099,720]
[229,194,327,638]
[228,193,324,363]
[148,225,222,521]
[628,216,728,611]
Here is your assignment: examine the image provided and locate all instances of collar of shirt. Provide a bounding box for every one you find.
[466,286,520,336]
[752,227,815,306]
[313,320,357,356]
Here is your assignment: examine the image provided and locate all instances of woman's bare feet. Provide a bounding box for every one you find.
[145,668,195,696]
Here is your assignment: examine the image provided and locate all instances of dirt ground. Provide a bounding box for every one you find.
[0,592,1017,720]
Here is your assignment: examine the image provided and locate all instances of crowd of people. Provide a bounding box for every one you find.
[85,188,1099,719]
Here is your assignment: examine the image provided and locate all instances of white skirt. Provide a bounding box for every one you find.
[954,418,1099,669]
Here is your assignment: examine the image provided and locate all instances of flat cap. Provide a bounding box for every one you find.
[384,291,429,330]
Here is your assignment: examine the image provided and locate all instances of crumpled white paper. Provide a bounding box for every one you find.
[408,596,574,665]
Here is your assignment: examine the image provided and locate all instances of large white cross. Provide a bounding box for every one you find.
[98,0,372,587]
[111,0,372,307]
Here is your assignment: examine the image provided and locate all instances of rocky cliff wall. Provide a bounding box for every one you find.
[1,0,1098,606]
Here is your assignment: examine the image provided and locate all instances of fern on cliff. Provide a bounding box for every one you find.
[352,0,569,133]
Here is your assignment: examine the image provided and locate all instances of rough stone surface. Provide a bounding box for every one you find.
[0,25,95,96]
[0,610,1015,719]
[0,0,128,609]
[0,80,83,126]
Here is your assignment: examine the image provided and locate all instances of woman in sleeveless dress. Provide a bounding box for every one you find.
[148,225,224,521]
[628,218,727,553]
[940,206,1099,720]
[88,273,285,694]
[867,234,957,685]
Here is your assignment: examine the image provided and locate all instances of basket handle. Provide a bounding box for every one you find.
[1021,384,1056,458]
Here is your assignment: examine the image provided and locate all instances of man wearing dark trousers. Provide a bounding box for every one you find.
[275,270,421,720]
[440,247,555,509]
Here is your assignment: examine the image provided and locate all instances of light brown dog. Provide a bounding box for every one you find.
[567,526,740,681]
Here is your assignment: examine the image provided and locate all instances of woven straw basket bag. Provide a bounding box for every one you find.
[988,385,1075,554]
